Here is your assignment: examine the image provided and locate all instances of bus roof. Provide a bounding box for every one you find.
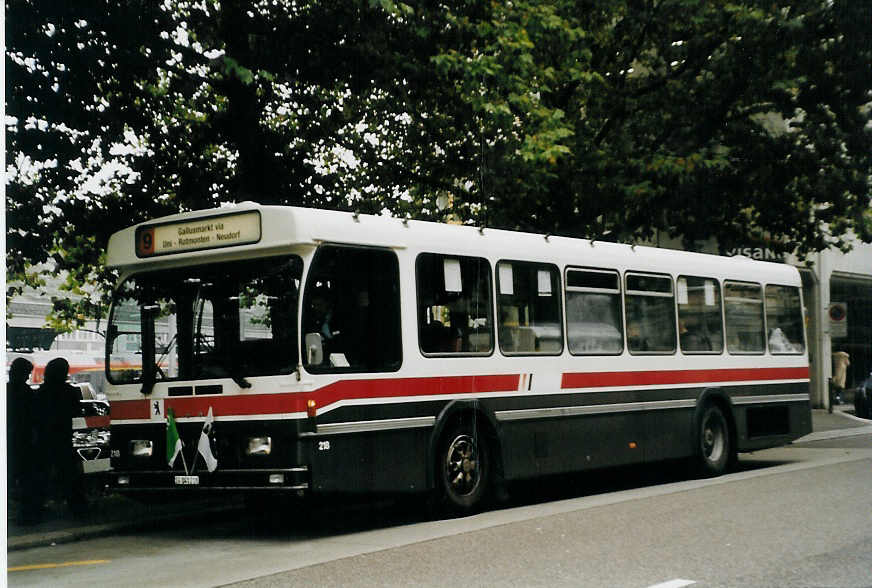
[106,202,801,286]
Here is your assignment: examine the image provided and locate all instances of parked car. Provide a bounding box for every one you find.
[854,372,872,420]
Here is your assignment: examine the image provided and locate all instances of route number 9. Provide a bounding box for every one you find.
[137,228,156,257]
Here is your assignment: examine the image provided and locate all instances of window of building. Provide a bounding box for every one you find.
[829,276,872,387]
[677,276,724,354]
[724,281,765,354]
[302,245,401,372]
[497,261,563,354]
[416,253,493,355]
[765,285,805,354]
[565,268,623,355]
[625,273,676,354]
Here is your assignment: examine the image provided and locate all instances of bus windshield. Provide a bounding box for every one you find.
[107,255,302,386]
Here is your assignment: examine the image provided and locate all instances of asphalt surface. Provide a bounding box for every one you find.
[6,407,872,553]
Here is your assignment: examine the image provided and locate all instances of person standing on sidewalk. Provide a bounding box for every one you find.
[831,350,850,414]
[36,358,86,515]
[7,358,38,522]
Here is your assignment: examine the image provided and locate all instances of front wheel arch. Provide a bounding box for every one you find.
[428,401,502,488]
[436,419,490,514]
[429,403,501,515]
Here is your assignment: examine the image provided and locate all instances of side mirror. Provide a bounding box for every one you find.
[106,324,119,348]
[305,332,323,366]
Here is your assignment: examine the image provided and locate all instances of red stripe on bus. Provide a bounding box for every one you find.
[560,367,810,389]
[84,415,110,428]
[110,374,521,420]
[111,400,152,420]
[307,373,521,411]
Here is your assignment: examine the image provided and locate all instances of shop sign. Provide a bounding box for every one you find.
[724,247,785,262]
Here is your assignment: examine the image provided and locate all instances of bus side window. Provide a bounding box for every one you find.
[625,272,676,354]
[677,276,724,354]
[416,253,493,355]
[724,281,765,354]
[302,246,401,372]
[565,267,623,355]
[765,285,805,354]
[496,260,563,355]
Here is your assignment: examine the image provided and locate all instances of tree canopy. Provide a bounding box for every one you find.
[6,0,871,329]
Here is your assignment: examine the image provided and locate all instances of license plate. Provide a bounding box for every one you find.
[82,458,110,474]
[174,475,200,485]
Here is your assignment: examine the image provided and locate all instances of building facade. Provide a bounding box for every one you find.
[797,242,872,408]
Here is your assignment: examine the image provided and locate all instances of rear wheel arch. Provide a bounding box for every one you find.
[695,389,737,438]
[693,389,738,475]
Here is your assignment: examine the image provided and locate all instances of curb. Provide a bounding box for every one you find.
[830,410,872,425]
[799,407,872,442]
[795,425,872,443]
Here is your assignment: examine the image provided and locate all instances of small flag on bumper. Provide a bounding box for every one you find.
[166,409,186,473]
[197,407,218,473]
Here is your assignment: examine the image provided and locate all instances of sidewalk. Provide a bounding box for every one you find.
[799,405,872,441]
[6,407,872,552]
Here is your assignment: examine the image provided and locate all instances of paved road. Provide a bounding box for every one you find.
[8,436,872,587]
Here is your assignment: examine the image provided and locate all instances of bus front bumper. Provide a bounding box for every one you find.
[108,467,309,493]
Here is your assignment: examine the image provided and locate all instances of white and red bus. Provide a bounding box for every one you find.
[104,203,810,512]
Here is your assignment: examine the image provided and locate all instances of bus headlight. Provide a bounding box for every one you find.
[130,439,154,457]
[246,436,272,456]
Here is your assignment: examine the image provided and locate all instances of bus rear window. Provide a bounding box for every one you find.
[765,285,805,354]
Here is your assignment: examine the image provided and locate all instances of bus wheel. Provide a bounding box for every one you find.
[437,421,490,515]
[696,404,731,477]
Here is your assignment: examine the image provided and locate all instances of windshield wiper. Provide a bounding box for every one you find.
[155,333,177,374]
[232,374,252,389]
[228,362,252,389]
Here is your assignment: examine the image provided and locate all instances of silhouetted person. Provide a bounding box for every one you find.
[7,358,35,521]
[37,358,85,515]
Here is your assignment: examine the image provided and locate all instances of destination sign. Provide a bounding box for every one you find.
[136,210,261,258]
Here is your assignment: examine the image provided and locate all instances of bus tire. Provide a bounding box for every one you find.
[437,419,490,515]
[695,403,731,477]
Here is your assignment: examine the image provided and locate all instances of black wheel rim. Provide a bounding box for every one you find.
[444,434,480,497]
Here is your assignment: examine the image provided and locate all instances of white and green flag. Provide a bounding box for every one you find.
[197,406,218,473]
[166,408,185,472]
